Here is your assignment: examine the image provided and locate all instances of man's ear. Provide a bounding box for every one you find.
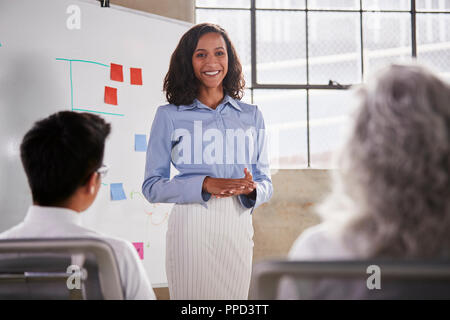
[86,172,98,195]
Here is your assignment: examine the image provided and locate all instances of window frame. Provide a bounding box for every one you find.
[195,0,450,167]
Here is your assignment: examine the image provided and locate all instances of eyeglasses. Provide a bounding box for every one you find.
[96,164,109,179]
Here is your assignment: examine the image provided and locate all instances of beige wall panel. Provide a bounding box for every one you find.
[110,0,195,23]
[252,169,332,262]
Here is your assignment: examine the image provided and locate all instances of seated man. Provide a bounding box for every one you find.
[0,111,156,300]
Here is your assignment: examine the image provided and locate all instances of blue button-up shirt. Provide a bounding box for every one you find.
[142,95,272,213]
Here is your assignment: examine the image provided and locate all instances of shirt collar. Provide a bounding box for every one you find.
[223,95,242,112]
[177,95,242,112]
[24,205,82,226]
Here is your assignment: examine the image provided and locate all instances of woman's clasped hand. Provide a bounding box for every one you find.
[202,168,257,198]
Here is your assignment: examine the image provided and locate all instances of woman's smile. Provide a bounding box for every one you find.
[203,70,221,77]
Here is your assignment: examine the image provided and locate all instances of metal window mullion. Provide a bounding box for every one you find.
[412,0,417,58]
[195,6,250,10]
[195,6,450,14]
[252,8,412,13]
[360,0,365,81]
[253,84,351,89]
[305,0,310,168]
[251,0,257,88]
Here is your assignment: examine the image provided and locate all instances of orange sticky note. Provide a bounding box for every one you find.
[130,68,143,85]
[104,86,117,105]
[110,63,124,82]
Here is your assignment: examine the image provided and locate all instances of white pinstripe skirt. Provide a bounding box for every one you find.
[166,195,254,300]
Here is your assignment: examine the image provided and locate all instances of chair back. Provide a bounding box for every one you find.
[249,259,450,300]
[0,238,124,300]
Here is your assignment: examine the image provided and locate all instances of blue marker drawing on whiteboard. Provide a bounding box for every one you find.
[135,134,147,152]
[110,183,126,200]
[70,61,73,110]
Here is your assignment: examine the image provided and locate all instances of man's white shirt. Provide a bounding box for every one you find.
[0,205,156,300]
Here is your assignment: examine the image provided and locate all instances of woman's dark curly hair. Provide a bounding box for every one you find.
[163,23,245,106]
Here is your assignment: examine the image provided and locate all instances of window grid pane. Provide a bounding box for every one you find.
[363,12,413,78]
[308,12,362,84]
[362,0,411,11]
[196,9,252,86]
[196,0,250,9]
[307,0,359,10]
[256,0,306,9]
[256,11,307,84]
[417,13,450,80]
[309,90,355,168]
[416,0,450,11]
[253,89,308,169]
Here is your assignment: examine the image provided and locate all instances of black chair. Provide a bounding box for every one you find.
[0,238,124,300]
[249,259,450,300]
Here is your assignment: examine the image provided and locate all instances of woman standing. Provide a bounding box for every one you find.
[142,23,272,299]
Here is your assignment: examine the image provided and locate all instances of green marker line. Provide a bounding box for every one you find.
[56,58,120,116]
[56,58,109,67]
[70,61,73,110]
[73,108,125,117]
[102,183,108,186]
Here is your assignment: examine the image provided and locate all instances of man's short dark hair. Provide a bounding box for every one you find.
[20,111,111,206]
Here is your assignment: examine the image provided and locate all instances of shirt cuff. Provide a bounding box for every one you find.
[202,190,211,202]
[185,175,210,208]
[238,193,256,209]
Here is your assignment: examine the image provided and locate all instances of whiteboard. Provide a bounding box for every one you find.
[0,0,190,287]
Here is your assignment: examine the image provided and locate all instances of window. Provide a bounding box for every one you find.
[196,0,450,168]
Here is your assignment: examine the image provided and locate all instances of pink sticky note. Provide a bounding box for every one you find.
[133,242,144,260]
[104,86,117,105]
[130,68,143,85]
[110,63,124,82]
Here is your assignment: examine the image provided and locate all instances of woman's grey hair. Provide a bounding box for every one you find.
[318,63,450,258]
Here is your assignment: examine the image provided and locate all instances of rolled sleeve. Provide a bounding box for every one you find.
[238,191,258,212]
[238,106,273,214]
[238,179,272,214]
[238,193,256,209]
[183,174,211,207]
